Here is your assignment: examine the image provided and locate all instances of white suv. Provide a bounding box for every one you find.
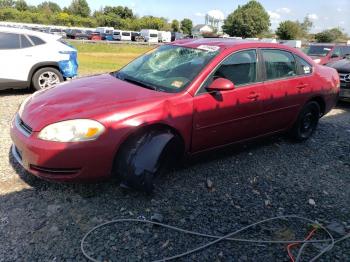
[0,26,78,91]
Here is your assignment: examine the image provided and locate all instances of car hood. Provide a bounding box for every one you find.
[327,59,350,73]
[20,74,170,131]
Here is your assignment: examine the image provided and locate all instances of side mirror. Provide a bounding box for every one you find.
[331,53,339,58]
[206,78,235,92]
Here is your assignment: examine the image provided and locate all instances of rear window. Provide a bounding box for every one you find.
[114,32,120,35]
[0,32,20,49]
[28,35,46,46]
[150,34,158,38]
[122,32,130,36]
[307,45,333,57]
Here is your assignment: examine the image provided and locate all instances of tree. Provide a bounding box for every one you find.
[300,16,313,34]
[38,1,61,13]
[171,19,180,32]
[315,28,346,43]
[276,20,302,40]
[68,0,90,17]
[103,6,134,19]
[0,0,14,8]
[15,0,28,11]
[181,18,193,35]
[223,0,270,38]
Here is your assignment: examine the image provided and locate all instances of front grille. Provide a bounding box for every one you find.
[16,115,33,136]
[30,165,80,175]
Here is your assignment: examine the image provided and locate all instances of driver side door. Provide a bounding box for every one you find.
[191,49,266,152]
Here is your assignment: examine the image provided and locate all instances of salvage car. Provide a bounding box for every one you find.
[0,26,78,91]
[327,56,350,100]
[10,39,339,193]
[306,43,350,65]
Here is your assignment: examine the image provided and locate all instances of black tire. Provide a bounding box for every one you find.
[289,101,320,142]
[115,130,181,194]
[32,67,63,91]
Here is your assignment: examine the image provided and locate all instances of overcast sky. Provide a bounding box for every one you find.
[27,0,350,34]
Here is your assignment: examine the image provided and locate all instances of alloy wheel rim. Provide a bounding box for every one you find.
[300,111,316,138]
[38,71,60,89]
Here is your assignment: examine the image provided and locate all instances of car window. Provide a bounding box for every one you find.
[0,32,20,49]
[20,35,32,48]
[294,55,312,75]
[262,49,296,80]
[213,50,257,86]
[332,47,341,57]
[28,35,46,46]
[341,46,350,56]
[122,32,131,36]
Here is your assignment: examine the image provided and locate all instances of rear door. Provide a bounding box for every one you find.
[258,49,313,133]
[0,32,35,88]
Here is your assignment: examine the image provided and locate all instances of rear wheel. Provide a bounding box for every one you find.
[289,101,320,141]
[32,67,63,91]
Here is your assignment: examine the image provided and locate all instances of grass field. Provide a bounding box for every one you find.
[69,42,154,76]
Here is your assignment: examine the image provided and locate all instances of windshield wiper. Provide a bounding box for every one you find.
[123,77,158,91]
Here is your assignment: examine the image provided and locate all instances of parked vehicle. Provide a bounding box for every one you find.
[46,28,67,38]
[140,29,158,43]
[171,32,183,42]
[114,30,132,41]
[0,26,78,91]
[11,40,339,193]
[131,32,144,42]
[95,27,114,35]
[327,56,350,100]
[66,29,90,40]
[102,33,114,41]
[88,32,102,41]
[158,31,171,43]
[306,44,350,65]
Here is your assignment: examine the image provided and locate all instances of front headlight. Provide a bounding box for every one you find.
[38,119,105,142]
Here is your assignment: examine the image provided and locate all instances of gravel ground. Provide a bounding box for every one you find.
[0,89,349,262]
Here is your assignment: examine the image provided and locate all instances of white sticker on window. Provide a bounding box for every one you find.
[303,66,311,74]
[197,45,220,52]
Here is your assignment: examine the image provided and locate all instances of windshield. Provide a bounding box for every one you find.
[306,45,333,57]
[116,45,219,93]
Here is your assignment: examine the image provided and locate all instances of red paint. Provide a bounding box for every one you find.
[10,40,340,182]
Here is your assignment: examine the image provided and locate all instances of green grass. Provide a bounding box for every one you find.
[69,42,153,76]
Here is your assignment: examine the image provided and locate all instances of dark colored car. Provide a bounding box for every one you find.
[327,56,350,100]
[306,44,350,65]
[131,32,145,42]
[67,29,92,40]
[11,39,339,193]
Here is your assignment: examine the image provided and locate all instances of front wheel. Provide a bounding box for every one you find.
[32,67,63,91]
[289,101,320,142]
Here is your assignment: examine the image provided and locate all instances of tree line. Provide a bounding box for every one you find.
[0,0,348,42]
[0,0,193,34]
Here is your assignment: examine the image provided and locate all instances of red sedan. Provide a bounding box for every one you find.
[11,39,340,193]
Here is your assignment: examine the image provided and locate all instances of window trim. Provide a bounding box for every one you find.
[260,48,314,83]
[195,48,263,96]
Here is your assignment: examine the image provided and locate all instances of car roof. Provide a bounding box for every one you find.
[0,26,61,42]
[171,38,297,51]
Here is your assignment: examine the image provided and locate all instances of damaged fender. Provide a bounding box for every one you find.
[117,129,176,193]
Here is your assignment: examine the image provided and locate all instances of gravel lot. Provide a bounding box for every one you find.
[0,89,349,261]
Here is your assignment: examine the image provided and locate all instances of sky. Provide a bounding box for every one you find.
[26,0,350,34]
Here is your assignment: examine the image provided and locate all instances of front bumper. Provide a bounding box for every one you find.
[10,117,115,182]
[339,82,350,99]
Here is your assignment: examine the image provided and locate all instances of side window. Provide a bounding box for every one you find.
[332,47,341,57]
[212,50,257,86]
[28,35,46,46]
[0,32,20,49]
[341,46,350,57]
[294,55,312,75]
[262,49,296,80]
[20,35,33,48]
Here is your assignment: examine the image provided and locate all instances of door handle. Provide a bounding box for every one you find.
[296,83,308,89]
[247,93,259,100]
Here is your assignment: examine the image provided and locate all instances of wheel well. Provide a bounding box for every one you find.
[308,96,326,116]
[112,124,185,174]
[28,63,61,83]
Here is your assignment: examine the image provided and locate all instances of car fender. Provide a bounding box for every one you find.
[27,61,60,82]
